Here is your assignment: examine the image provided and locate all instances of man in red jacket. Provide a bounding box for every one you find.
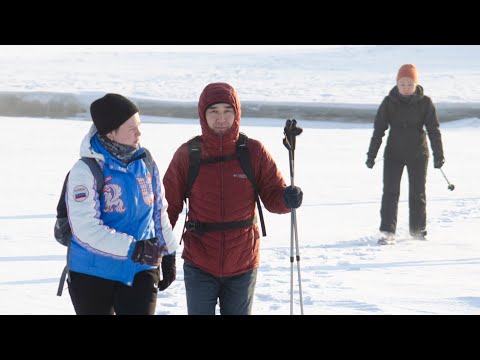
[163,82,303,315]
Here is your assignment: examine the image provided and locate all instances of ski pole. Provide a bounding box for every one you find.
[283,119,304,315]
[439,168,455,191]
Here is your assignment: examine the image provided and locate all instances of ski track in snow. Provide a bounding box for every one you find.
[256,196,480,314]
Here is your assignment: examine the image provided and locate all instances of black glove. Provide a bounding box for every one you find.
[434,157,445,169]
[283,185,303,209]
[159,253,176,291]
[366,157,375,169]
[131,237,164,266]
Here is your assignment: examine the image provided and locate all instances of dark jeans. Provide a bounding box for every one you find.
[68,269,159,315]
[183,262,257,315]
[380,155,428,236]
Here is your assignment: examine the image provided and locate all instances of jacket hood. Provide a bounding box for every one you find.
[388,84,424,104]
[198,82,241,144]
[79,124,105,161]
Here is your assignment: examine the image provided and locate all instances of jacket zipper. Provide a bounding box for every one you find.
[219,139,225,277]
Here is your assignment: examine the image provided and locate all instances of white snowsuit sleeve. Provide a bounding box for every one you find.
[152,162,179,255]
[66,160,133,258]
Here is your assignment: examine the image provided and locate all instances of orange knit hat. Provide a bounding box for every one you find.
[397,64,418,83]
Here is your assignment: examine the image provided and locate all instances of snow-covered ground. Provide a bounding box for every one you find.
[0,116,478,314]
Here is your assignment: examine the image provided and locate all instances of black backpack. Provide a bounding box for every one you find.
[55,150,154,296]
[183,133,266,238]
[54,158,104,247]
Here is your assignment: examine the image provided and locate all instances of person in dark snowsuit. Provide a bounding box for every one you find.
[366,64,445,244]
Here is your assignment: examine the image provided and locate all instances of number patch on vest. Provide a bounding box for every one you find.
[137,175,154,206]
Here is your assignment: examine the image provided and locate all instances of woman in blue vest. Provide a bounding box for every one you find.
[66,93,178,314]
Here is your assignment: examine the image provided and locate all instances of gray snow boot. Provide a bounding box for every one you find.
[412,230,427,241]
[378,231,395,245]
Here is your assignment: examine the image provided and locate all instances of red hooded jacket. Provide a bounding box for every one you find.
[163,83,290,277]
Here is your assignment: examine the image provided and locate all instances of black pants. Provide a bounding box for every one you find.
[68,269,159,315]
[380,155,428,236]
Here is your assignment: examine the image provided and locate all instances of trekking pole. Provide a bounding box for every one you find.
[439,168,455,191]
[283,119,304,315]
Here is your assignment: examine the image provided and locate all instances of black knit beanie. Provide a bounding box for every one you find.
[90,93,139,135]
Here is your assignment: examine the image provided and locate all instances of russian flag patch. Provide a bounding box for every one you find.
[73,185,89,202]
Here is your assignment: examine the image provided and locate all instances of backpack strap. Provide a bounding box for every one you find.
[185,217,257,236]
[185,136,202,200]
[81,157,104,190]
[57,157,103,297]
[178,137,202,244]
[141,148,155,177]
[236,133,266,237]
